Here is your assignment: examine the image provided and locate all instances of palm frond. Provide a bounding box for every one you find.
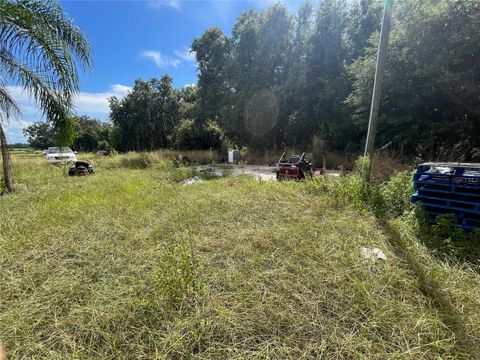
[0,0,91,128]
[0,47,70,122]
[0,80,20,122]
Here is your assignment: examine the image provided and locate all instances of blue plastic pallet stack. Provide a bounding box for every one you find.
[411,162,480,231]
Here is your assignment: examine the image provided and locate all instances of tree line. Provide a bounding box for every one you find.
[24,116,112,152]
[107,76,224,151]
[24,0,480,162]
[188,0,479,160]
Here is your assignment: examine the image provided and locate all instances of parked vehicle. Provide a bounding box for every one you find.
[276,152,313,180]
[45,147,77,164]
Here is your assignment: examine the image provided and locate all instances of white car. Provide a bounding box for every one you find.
[45,147,77,164]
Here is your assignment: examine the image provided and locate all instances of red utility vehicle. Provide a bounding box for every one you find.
[276,152,313,181]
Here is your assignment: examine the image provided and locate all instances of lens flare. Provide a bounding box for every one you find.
[244,89,278,136]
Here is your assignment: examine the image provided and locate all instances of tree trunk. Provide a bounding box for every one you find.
[0,124,14,192]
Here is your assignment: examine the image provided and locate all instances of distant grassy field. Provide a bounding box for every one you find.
[0,152,479,359]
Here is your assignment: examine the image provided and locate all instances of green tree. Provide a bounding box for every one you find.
[23,121,56,149]
[109,75,181,151]
[348,0,480,160]
[0,0,91,191]
[149,75,180,148]
[178,84,198,120]
[73,116,112,151]
[23,116,112,151]
[304,0,349,149]
[283,1,314,147]
[191,28,230,124]
[220,5,293,148]
[344,0,382,62]
[174,119,223,150]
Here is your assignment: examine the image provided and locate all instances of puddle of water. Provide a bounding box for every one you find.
[195,165,341,181]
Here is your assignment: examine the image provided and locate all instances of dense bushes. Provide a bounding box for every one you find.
[417,213,480,264]
[319,160,413,219]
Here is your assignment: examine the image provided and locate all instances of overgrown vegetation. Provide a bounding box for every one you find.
[2,0,479,356]
[117,152,153,169]
[316,162,480,269]
[152,230,205,309]
[1,152,479,358]
[26,0,472,159]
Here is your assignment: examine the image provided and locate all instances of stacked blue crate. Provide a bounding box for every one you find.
[411,162,480,230]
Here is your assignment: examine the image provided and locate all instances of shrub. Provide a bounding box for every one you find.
[431,214,466,242]
[372,155,411,182]
[326,174,365,210]
[354,155,370,174]
[422,214,480,263]
[319,174,385,216]
[97,140,114,153]
[119,152,152,169]
[380,171,414,218]
[320,168,415,219]
[158,160,196,182]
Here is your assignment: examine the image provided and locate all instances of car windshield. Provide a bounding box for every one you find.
[47,147,73,154]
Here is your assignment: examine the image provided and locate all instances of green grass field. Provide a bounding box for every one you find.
[1,153,479,359]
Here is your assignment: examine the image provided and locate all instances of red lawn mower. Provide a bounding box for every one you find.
[276,152,313,181]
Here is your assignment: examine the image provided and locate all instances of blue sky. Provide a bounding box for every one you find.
[6,0,303,143]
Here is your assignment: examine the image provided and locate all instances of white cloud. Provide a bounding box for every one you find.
[148,0,181,11]
[174,47,196,62]
[74,92,112,115]
[4,127,28,144]
[3,118,32,144]
[3,117,40,144]
[141,50,181,68]
[2,84,132,143]
[141,47,196,69]
[110,84,132,96]
[6,119,31,129]
[73,84,132,115]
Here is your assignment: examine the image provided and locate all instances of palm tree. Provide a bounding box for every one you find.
[0,0,91,192]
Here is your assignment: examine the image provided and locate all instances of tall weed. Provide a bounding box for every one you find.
[320,174,385,217]
[380,171,414,218]
[157,160,196,182]
[421,214,480,264]
[118,152,152,169]
[152,233,205,309]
